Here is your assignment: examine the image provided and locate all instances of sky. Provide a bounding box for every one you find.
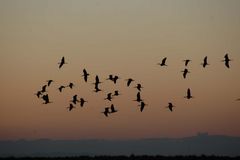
[0,0,240,140]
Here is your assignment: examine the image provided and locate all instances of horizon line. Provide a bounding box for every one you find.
[1,133,240,141]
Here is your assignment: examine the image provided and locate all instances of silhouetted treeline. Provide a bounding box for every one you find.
[0,155,240,160]
[2,135,240,157]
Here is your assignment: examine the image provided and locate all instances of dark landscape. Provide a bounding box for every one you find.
[1,134,240,158]
[0,155,240,160]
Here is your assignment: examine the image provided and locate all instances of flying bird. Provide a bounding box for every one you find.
[134,92,142,102]
[94,75,102,85]
[222,53,231,68]
[82,69,90,82]
[41,85,47,93]
[104,93,113,101]
[110,104,118,113]
[67,103,75,111]
[71,95,79,104]
[42,94,51,104]
[80,98,87,107]
[58,56,66,69]
[183,59,191,66]
[107,75,120,84]
[113,90,120,96]
[158,57,167,66]
[201,56,209,68]
[94,84,102,93]
[167,103,175,112]
[47,80,54,86]
[184,88,193,99]
[135,84,143,91]
[68,82,74,89]
[102,107,110,117]
[35,91,42,98]
[106,75,114,81]
[58,86,65,92]
[126,78,134,87]
[113,76,120,84]
[139,101,146,112]
[181,68,190,79]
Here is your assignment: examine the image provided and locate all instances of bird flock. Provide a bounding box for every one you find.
[35,57,147,117]
[35,54,239,116]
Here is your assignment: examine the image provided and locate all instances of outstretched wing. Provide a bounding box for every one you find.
[225,61,230,68]
[187,88,191,97]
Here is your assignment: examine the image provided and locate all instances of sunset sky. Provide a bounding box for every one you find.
[1,0,240,140]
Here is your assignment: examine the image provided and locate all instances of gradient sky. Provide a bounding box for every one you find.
[1,0,240,140]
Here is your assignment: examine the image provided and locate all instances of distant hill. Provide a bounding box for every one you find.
[1,133,240,157]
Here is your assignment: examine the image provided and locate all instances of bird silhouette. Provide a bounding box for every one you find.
[183,59,191,66]
[167,103,175,112]
[135,84,143,91]
[113,90,120,96]
[201,56,209,68]
[67,103,75,111]
[41,85,47,93]
[42,94,52,104]
[102,107,110,117]
[47,80,54,86]
[113,76,120,84]
[94,84,102,93]
[68,82,74,89]
[158,57,167,66]
[181,68,190,79]
[80,98,87,107]
[58,56,67,69]
[71,95,79,104]
[58,86,65,92]
[134,92,142,102]
[35,91,42,98]
[126,78,134,87]
[82,69,90,82]
[94,75,102,85]
[104,93,113,101]
[110,104,118,113]
[106,75,114,81]
[222,53,231,68]
[184,88,193,99]
[138,101,146,112]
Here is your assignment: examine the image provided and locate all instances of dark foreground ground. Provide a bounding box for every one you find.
[0,156,240,160]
